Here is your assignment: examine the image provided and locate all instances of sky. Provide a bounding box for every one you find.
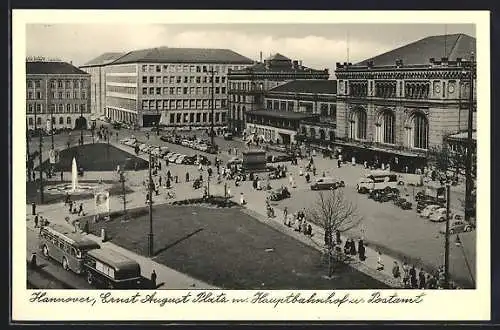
[25,23,475,75]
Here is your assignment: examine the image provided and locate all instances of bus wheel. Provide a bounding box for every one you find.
[87,272,94,285]
[62,257,69,271]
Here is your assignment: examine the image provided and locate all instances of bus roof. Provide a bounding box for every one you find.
[42,225,101,250]
[366,170,396,177]
[87,247,139,272]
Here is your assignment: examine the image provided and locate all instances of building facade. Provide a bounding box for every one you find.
[83,47,254,128]
[79,52,125,118]
[228,53,329,135]
[26,61,91,132]
[334,33,476,171]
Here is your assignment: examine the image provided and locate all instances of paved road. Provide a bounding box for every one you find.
[26,226,93,289]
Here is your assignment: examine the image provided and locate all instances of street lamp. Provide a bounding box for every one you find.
[147,151,155,257]
[444,183,451,289]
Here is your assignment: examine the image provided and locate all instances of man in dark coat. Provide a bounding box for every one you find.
[410,265,418,288]
[349,238,357,255]
[358,239,366,261]
[418,269,426,289]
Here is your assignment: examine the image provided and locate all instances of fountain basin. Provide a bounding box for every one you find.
[45,183,107,195]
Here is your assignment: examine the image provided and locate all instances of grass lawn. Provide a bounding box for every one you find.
[36,143,149,172]
[82,204,388,289]
[26,180,134,205]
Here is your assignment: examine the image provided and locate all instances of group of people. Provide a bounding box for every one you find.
[392,261,460,289]
[64,193,85,216]
[281,208,313,237]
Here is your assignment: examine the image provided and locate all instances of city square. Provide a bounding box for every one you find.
[23,23,478,292]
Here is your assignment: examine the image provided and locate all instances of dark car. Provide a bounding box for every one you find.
[269,187,291,201]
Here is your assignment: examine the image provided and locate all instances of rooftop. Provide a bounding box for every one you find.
[247,109,319,120]
[356,33,476,66]
[80,52,127,67]
[447,131,477,141]
[269,79,337,95]
[26,61,89,75]
[110,47,254,65]
[230,53,328,75]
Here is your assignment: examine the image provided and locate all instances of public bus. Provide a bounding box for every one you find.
[83,247,142,289]
[356,170,400,193]
[38,225,101,274]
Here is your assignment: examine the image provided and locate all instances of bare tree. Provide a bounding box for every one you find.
[306,189,362,277]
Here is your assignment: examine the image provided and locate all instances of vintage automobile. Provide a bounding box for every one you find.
[420,204,443,218]
[269,187,291,201]
[439,219,474,234]
[310,177,344,191]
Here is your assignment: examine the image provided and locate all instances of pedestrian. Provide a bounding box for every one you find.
[240,192,245,205]
[392,261,401,278]
[402,262,410,287]
[283,207,288,225]
[69,200,73,213]
[151,270,157,288]
[343,240,350,255]
[358,239,366,261]
[146,192,150,203]
[376,251,384,271]
[167,170,171,181]
[78,203,83,216]
[159,176,162,187]
[307,224,313,237]
[32,171,36,182]
[410,265,418,288]
[165,158,169,167]
[349,238,357,255]
[166,178,171,189]
[337,159,341,168]
[60,170,64,182]
[418,268,426,289]
[34,214,39,228]
[185,172,190,182]
[155,182,159,195]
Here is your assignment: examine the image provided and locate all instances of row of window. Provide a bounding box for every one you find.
[107,85,137,94]
[167,112,226,124]
[229,82,263,91]
[230,94,254,103]
[141,86,226,96]
[141,64,246,74]
[28,90,87,100]
[141,75,226,85]
[142,99,226,110]
[265,99,337,119]
[106,75,137,84]
[27,79,87,89]
[27,103,88,113]
[341,80,460,99]
[28,116,76,126]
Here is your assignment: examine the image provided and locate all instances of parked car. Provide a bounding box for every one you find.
[439,219,474,234]
[175,155,187,164]
[420,204,442,218]
[310,177,344,191]
[160,135,171,142]
[182,156,196,165]
[416,198,444,213]
[429,208,449,222]
[269,187,291,201]
[138,143,148,151]
[168,153,181,162]
[227,157,242,165]
[223,132,233,140]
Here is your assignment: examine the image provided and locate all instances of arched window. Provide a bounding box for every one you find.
[380,110,395,144]
[350,108,367,140]
[67,117,72,124]
[319,129,326,140]
[58,104,64,113]
[59,117,64,124]
[36,117,42,125]
[412,113,428,149]
[309,127,316,138]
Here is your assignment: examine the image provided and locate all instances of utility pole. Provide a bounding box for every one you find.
[119,170,127,217]
[38,116,44,204]
[464,53,475,223]
[444,184,451,289]
[147,152,154,257]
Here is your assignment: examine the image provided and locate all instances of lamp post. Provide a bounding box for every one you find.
[444,183,451,289]
[80,104,84,146]
[147,151,154,257]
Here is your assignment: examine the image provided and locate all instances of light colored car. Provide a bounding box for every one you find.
[420,204,442,218]
[198,144,208,152]
[181,139,190,146]
[439,219,474,234]
[175,155,187,164]
[139,143,148,151]
[168,153,181,162]
[429,208,447,222]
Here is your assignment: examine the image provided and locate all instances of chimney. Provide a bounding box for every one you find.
[260,51,263,63]
[299,60,303,67]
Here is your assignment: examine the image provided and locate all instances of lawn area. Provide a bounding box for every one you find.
[26,180,134,205]
[82,204,388,290]
[37,143,149,172]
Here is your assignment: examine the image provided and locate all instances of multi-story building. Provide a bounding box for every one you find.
[26,60,91,131]
[227,53,329,135]
[79,52,126,118]
[334,33,476,172]
[246,80,337,146]
[84,47,254,128]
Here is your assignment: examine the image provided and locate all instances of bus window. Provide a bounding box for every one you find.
[69,247,77,257]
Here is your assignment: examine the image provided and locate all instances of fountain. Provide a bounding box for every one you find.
[45,157,106,195]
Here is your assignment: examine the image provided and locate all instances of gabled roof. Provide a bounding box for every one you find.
[80,52,126,67]
[26,61,89,75]
[110,47,254,65]
[357,33,476,66]
[269,79,337,95]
